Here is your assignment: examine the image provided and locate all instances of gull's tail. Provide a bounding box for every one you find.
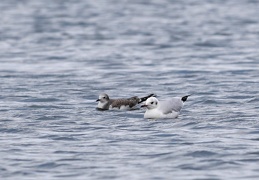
[139,94,156,104]
[181,94,191,102]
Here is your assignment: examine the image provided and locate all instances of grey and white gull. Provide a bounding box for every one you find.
[141,95,190,119]
[96,93,156,110]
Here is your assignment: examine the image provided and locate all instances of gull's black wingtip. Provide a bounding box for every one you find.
[139,93,157,103]
[181,94,191,102]
[148,93,157,98]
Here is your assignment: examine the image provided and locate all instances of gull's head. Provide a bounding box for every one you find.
[96,93,110,103]
[141,97,158,109]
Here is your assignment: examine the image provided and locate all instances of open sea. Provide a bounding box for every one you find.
[0,0,259,179]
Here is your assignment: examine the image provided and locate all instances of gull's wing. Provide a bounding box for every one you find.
[110,98,138,108]
[158,97,184,114]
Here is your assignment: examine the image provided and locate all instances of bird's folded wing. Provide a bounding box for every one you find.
[159,98,183,114]
[110,99,137,108]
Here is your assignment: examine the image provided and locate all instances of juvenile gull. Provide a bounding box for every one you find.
[96,93,156,110]
[141,95,190,119]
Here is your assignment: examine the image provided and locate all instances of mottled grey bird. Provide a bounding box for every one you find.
[96,93,156,110]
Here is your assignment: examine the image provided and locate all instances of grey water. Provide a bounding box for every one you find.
[0,0,259,179]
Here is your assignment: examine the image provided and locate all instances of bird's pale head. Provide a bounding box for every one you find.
[141,97,158,109]
[96,93,110,103]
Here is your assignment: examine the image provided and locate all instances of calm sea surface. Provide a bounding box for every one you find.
[0,0,259,179]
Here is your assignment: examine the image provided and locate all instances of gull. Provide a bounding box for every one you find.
[96,93,156,110]
[141,95,190,119]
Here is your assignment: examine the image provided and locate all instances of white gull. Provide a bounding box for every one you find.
[141,95,190,119]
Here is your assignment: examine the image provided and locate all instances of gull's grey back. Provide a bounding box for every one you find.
[158,97,184,114]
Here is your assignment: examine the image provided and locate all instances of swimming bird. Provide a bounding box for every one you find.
[141,95,190,119]
[96,93,156,110]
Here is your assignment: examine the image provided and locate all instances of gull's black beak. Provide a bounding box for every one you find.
[141,104,147,108]
[96,99,100,102]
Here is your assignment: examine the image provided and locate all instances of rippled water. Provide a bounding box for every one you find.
[1,0,259,179]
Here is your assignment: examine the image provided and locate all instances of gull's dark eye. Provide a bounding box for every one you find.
[151,102,154,104]
[103,97,106,99]
[155,102,157,105]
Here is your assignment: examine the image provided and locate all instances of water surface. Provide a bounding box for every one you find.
[0,0,259,179]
